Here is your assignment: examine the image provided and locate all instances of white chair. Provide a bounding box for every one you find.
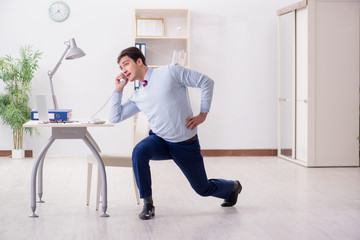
[86,112,149,210]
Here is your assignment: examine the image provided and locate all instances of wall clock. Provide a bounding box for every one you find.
[49,1,70,22]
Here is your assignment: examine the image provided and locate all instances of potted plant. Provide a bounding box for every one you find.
[0,46,42,158]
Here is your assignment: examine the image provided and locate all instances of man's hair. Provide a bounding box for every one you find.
[117,47,147,66]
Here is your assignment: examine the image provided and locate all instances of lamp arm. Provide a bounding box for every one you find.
[48,44,70,78]
[47,43,70,109]
[48,76,58,109]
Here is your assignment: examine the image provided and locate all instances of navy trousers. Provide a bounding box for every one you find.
[132,130,234,199]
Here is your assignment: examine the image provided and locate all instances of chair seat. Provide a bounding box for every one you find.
[87,154,133,167]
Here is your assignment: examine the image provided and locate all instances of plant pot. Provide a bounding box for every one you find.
[12,149,25,159]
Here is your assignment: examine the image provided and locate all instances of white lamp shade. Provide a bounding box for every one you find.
[66,38,86,59]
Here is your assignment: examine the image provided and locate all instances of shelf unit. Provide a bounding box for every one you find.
[134,9,190,68]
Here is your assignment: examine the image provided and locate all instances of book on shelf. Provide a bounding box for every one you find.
[134,80,140,90]
[134,43,146,90]
[135,43,146,56]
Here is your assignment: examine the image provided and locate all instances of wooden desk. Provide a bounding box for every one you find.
[24,121,114,218]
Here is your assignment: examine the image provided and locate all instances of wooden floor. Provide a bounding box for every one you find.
[0,156,359,240]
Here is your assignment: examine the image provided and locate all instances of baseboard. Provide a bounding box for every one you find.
[0,150,33,158]
[201,149,278,157]
[0,149,277,158]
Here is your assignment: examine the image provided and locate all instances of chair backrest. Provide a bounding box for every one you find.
[132,112,150,147]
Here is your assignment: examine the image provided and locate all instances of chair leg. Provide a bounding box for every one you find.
[132,172,140,205]
[86,162,93,206]
[96,167,101,211]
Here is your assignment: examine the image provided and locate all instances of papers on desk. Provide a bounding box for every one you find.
[45,118,106,124]
[28,119,106,125]
[23,120,114,128]
[85,118,106,124]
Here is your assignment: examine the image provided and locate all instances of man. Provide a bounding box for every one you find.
[109,47,242,220]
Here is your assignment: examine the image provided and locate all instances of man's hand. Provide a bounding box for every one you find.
[114,73,128,92]
[186,112,208,130]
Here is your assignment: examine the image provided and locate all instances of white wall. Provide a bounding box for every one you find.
[0,0,300,156]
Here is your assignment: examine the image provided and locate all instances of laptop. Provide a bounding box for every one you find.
[36,94,49,123]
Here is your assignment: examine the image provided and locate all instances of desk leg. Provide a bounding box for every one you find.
[37,152,47,203]
[83,136,109,217]
[85,131,101,153]
[29,136,55,218]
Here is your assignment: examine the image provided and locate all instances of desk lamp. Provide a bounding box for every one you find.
[47,38,86,109]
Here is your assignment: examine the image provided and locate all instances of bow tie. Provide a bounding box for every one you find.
[143,80,148,87]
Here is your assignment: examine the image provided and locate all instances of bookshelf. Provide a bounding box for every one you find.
[134,9,190,68]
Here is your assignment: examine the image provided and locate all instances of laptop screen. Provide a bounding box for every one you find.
[36,94,49,122]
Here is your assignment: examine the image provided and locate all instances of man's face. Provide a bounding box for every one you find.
[118,56,139,82]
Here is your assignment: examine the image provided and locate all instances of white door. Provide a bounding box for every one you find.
[278,11,296,159]
[295,8,308,162]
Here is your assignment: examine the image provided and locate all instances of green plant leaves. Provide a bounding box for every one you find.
[0,45,42,149]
